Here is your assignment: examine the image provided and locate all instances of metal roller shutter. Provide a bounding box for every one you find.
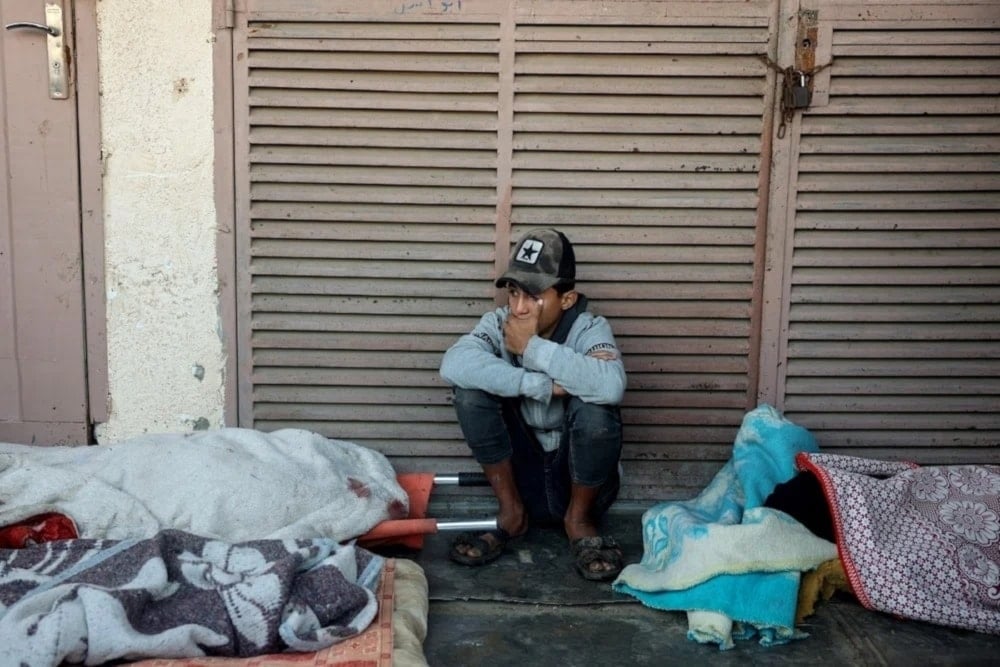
[508,1,776,497]
[775,1,1000,463]
[237,1,505,479]
[234,0,781,499]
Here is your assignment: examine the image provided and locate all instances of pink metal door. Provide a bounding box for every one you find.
[0,0,88,444]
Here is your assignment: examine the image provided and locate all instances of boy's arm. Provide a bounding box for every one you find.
[440,311,553,402]
[521,317,626,405]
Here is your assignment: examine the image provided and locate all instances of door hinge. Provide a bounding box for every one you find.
[214,0,235,30]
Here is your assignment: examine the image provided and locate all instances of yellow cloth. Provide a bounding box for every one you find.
[796,558,852,624]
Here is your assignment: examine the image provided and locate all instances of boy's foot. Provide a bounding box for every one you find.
[449,528,512,566]
[570,535,624,581]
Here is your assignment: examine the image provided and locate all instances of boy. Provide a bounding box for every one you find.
[440,229,627,581]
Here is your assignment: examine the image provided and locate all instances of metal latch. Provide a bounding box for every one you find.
[5,3,69,99]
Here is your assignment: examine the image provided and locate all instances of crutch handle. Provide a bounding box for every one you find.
[433,472,489,486]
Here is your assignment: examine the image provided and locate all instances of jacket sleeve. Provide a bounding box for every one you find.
[440,309,553,403]
[520,315,626,405]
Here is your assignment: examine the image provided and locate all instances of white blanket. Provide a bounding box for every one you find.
[0,428,408,543]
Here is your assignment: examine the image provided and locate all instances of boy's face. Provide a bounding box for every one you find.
[506,285,577,339]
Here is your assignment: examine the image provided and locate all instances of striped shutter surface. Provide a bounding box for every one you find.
[509,1,775,498]
[780,2,1000,464]
[237,0,778,500]
[241,1,505,480]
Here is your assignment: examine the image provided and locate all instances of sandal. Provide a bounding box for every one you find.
[571,535,624,582]
[449,528,511,566]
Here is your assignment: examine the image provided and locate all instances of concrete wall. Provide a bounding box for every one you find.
[94,1,225,441]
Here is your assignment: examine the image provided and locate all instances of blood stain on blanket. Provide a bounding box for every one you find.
[348,477,372,498]
[347,477,407,519]
[388,499,408,519]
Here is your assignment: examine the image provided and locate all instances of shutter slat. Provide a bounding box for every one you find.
[253,295,491,317]
[797,210,999,230]
[787,359,1000,377]
[793,248,1000,267]
[251,202,496,223]
[515,152,760,172]
[249,51,500,72]
[249,22,500,40]
[249,38,499,53]
[792,267,997,285]
[515,94,762,115]
[515,25,769,42]
[513,189,758,208]
[799,154,1000,172]
[513,206,753,226]
[251,146,496,168]
[790,431,1000,449]
[250,108,497,131]
[252,332,457,351]
[250,89,498,111]
[251,127,498,149]
[515,74,764,95]
[790,322,997,340]
[251,164,496,187]
[251,184,496,205]
[791,286,1000,304]
[787,340,1000,359]
[784,395,1000,413]
[786,378,1000,395]
[251,258,493,279]
[512,171,760,190]
[250,70,498,92]
[514,115,762,133]
[251,221,494,241]
[252,277,487,298]
[832,76,1000,95]
[802,115,998,134]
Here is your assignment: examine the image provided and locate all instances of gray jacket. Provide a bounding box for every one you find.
[440,301,626,452]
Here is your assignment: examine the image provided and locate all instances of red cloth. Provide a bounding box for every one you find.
[0,512,78,548]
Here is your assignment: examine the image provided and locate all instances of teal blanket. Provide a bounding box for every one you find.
[614,405,837,649]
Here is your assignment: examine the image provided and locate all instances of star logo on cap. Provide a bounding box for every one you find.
[516,239,543,264]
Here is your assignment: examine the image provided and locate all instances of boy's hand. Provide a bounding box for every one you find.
[503,298,542,355]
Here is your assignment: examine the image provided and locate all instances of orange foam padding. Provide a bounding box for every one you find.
[360,518,439,542]
[358,472,436,549]
[0,512,79,548]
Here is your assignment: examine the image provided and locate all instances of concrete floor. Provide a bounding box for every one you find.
[383,506,1000,667]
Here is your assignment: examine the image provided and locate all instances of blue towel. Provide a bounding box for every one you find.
[613,405,834,649]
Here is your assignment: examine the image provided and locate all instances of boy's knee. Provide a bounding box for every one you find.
[567,398,622,435]
[452,387,497,413]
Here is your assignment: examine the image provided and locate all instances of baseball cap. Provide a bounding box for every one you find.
[495,228,576,296]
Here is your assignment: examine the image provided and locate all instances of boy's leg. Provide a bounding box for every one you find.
[552,398,624,579]
[553,397,623,527]
[451,388,539,560]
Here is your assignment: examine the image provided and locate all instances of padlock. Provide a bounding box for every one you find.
[785,70,812,110]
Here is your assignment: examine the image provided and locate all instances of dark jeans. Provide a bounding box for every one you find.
[452,387,623,524]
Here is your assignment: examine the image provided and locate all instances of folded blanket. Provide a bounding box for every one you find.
[799,452,1000,635]
[0,530,383,667]
[614,405,837,648]
[0,428,408,543]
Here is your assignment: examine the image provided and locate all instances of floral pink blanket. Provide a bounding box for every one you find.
[797,453,1000,635]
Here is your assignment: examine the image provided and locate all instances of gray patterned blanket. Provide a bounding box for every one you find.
[798,453,1000,635]
[0,530,383,666]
